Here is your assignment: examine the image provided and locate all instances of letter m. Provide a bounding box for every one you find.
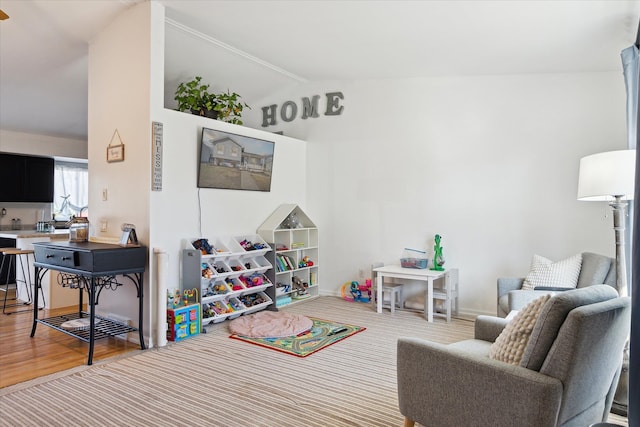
[301,95,320,119]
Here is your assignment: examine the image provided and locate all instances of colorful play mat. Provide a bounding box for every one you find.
[229,316,366,357]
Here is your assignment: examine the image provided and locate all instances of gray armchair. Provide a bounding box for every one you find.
[497,252,615,317]
[397,285,630,427]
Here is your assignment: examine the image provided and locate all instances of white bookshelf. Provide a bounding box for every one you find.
[257,204,319,308]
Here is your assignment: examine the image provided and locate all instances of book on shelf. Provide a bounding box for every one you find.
[283,255,295,270]
[276,254,296,271]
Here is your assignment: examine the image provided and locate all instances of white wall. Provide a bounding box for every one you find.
[144,110,307,346]
[88,2,308,346]
[243,71,626,316]
[0,129,87,159]
[149,109,308,292]
[88,1,155,337]
[9,3,628,324]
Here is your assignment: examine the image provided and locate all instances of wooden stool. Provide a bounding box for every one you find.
[1,248,35,315]
[0,247,18,312]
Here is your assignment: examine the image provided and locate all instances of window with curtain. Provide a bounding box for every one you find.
[52,160,88,220]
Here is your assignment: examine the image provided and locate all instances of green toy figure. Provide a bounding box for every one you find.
[431,234,445,271]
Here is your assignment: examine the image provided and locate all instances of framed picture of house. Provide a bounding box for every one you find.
[198,127,275,192]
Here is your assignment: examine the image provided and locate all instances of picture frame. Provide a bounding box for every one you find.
[198,127,275,192]
[107,144,125,163]
[119,223,139,246]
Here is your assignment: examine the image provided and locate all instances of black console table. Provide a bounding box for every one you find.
[30,241,147,365]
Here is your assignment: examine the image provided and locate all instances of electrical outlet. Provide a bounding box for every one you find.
[102,188,108,201]
[100,220,108,232]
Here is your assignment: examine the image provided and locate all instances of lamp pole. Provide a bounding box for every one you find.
[611,194,631,417]
[611,195,629,297]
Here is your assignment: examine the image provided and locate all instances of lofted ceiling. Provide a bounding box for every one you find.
[0,0,639,141]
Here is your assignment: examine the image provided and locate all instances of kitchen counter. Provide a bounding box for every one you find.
[0,229,69,239]
[0,229,75,310]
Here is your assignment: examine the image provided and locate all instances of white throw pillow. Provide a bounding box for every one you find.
[521,253,582,291]
[489,294,551,365]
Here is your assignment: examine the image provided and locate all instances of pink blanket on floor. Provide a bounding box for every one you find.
[228,311,313,338]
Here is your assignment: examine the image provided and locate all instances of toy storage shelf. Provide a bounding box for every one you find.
[181,234,275,327]
[257,204,319,308]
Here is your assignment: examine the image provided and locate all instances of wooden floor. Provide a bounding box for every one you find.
[0,296,139,389]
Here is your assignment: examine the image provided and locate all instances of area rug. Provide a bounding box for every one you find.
[230,317,366,357]
[228,310,313,338]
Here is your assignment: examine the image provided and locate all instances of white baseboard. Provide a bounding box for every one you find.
[319,289,495,319]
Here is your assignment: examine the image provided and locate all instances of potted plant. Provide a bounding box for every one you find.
[215,90,251,125]
[174,76,219,119]
[174,77,251,124]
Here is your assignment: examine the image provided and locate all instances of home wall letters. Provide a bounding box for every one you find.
[261,91,344,128]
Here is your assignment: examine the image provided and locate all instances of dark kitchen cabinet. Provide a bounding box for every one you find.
[0,153,54,202]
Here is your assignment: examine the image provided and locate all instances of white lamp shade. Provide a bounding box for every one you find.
[577,149,636,201]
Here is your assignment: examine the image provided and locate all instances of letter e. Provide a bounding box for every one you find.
[325,92,344,116]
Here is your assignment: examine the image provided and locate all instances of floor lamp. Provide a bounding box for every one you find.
[577,149,636,297]
[577,149,636,417]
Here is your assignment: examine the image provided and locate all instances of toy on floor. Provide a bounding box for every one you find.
[341,280,371,303]
[167,288,199,309]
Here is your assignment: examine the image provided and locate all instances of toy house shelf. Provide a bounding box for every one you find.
[257,204,319,308]
[181,234,275,327]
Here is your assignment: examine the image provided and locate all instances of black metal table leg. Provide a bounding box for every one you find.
[78,279,84,315]
[87,277,95,365]
[138,273,146,350]
[29,266,41,337]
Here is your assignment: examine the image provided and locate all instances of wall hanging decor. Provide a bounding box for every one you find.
[152,121,163,191]
[106,129,125,163]
[198,127,274,192]
[261,91,344,128]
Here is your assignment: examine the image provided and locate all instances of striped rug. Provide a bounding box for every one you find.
[0,297,473,426]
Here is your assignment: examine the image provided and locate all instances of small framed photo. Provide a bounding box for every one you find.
[107,144,125,163]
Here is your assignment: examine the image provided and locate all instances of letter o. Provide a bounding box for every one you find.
[280,101,298,122]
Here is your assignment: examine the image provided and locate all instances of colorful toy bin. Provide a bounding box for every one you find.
[167,303,200,342]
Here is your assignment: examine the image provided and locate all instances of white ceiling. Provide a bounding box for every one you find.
[1,0,639,141]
